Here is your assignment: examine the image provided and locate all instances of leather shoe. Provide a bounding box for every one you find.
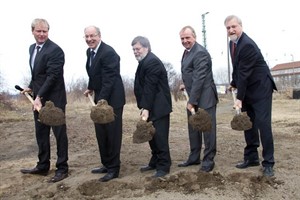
[153,170,168,178]
[99,172,119,182]
[20,167,48,176]
[49,172,68,183]
[178,161,200,167]
[91,167,108,174]
[140,165,155,172]
[263,166,274,177]
[236,160,260,169]
[200,163,214,172]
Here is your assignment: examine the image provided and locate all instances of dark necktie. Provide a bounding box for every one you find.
[231,42,236,63]
[32,46,41,69]
[89,50,95,67]
[182,49,189,61]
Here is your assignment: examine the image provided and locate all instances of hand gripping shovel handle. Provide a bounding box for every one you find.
[231,90,241,115]
[88,93,96,106]
[15,85,40,112]
[183,89,196,115]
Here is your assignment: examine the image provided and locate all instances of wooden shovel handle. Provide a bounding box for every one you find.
[15,85,40,112]
[88,93,96,106]
[182,89,196,115]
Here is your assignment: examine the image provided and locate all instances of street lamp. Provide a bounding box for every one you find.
[201,12,209,49]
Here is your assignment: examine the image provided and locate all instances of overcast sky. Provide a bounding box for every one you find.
[0,0,299,93]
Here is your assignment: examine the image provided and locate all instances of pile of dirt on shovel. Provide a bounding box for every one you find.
[132,119,155,144]
[39,101,66,126]
[231,112,252,131]
[90,99,115,124]
[188,108,212,132]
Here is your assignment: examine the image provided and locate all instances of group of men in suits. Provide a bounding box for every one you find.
[20,14,276,184]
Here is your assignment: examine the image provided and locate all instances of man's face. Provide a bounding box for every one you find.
[84,27,101,49]
[132,42,148,61]
[180,28,196,50]
[32,22,49,45]
[225,18,243,42]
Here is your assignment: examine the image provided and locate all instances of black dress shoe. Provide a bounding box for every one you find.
[99,172,119,182]
[49,172,68,183]
[236,160,260,169]
[200,163,215,172]
[91,167,108,174]
[263,166,274,177]
[153,170,168,178]
[20,167,48,176]
[178,161,200,167]
[140,165,155,172]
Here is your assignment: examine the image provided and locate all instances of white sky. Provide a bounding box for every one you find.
[0,0,299,93]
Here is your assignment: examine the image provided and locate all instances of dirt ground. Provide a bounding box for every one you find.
[0,94,299,200]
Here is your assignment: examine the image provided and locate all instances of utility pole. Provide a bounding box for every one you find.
[201,12,209,49]
[227,36,231,85]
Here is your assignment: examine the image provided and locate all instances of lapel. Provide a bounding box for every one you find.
[29,45,35,72]
[89,42,104,70]
[182,44,196,69]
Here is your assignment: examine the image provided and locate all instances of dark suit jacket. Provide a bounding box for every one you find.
[86,42,125,109]
[28,39,66,108]
[230,32,277,103]
[181,42,218,109]
[134,52,172,121]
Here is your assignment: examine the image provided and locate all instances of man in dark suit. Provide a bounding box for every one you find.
[83,26,125,182]
[131,36,172,178]
[178,26,218,172]
[224,15,277,177]
[20,18,68,183]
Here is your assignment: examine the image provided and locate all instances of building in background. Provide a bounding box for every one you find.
[271,61,300,91]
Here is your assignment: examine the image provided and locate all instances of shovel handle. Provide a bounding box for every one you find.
[182,89,196,115]
[88,93,96,106]
[15,85,40,112]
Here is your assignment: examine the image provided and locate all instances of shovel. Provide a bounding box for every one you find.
[230,90,252,131]
[15,85,66,126]
[88,93,115,124]
[132,116,155,144]
[183,90,212,132]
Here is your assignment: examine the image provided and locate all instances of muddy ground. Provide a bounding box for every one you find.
[0,94,299,200]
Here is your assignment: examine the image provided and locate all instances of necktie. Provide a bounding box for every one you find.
[182,49,189,61]
[32,46,41,69]
[89,50,95,67]
[231,42,236,63]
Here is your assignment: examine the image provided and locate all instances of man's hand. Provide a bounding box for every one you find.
[179,84,185,91]
[227,85,236,92]
[20,87,32,94]
[234,99,242,110]
[140,109,149,121]
[33,96,42,111]
[83,89,93,97]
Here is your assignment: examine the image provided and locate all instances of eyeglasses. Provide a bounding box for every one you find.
[84,34,98,39]
[132,47,143,52]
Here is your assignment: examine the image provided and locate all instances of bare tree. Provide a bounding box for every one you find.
[122,76,135,103]
[66,77,88,101]
[213,68,229,84]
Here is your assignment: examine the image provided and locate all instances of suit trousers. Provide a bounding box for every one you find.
[186,105,217,167]
[148,114,172,173]
[94,107,123,173]
[34,111,69,173]
[243,93,275,167]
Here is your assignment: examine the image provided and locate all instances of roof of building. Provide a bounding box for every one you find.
[271,61,300,71]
